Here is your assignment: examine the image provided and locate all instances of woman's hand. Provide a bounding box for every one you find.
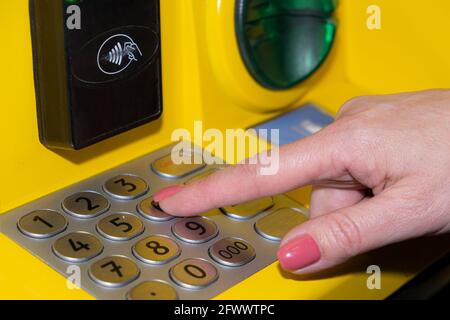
[155,89,450,274]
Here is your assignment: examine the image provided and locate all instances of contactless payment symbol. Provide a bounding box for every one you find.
[97,34,142,75]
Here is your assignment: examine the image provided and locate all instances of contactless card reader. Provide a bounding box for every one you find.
[30,0,162,150]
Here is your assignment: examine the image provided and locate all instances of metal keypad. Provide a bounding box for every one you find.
[0,143,309,300]
[172,217,218,244]
[255,208,308,241]
[62,191,110,219]
[170,258,219,289]
[53,232,103,263]
[97,213,145,241]
[89,256,140,288]
[104,174,148,200]
[209,238,256,267]
[127,281,178,300]
[137,197,174,222]
[133,235,181,265]
[18,210,67,239]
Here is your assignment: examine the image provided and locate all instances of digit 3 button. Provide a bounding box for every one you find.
[209,238,256,267]
[133,235,181,265]
[103,174,149,200]
[127,281,178,300]
[18,210,68,239]
[53,232,103,263]
[172,217,218,244]
[170,258,219,290]
[89,256,140,288]
[62,191,110,219]
[96,213,144,241]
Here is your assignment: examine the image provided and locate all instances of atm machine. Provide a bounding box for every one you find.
[0,0,449,300]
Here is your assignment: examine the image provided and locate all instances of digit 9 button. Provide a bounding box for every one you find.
[18,210,68,239]
[172,217,218,244]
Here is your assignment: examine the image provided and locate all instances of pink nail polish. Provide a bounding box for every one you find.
[277,235,321,271]
[153,185,184,202]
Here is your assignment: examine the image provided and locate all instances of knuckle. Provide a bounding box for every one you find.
[325,212,364,258]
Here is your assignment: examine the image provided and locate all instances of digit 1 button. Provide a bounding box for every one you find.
[151,152,206,179]
[133,235,181,265]
[53,232,103,263]
[209,238,256,267]
[18,210,67,239]
[96,213,144,241]
[127,281,178,300]
[221,197,274,220]
[172,217,218,244]
[103,174,148,200]
[169,258,218,290]
[255,207,308,241]
[89,256,140,288]
[62,191,110,219]
[137,197,174,222]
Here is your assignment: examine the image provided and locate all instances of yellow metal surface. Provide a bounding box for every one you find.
[0,0,449,299]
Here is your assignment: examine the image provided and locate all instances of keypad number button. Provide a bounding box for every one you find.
[172,217,218,244]
[133,235,181,265]
[221,197,274,220]
[62,191,110,219]
[255,207,308,241]
[127,281,178,300]
[97,213,144,241]
[89,256,140,288]
[137,197,174,222]
[53,232,103,263]
[170,259,218,290]
[103,174,148,200]
[151,150,206,179]
[209,238,256,267]
[18,210,67,239]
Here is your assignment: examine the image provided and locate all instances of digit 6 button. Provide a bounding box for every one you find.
[209,238,256,267]
[97,213,144,241]
[133,235,181,265]
[172,217,218,244]
[103,174,148,200]
[62,191,110,219]
[170,258,218,290]
[53,232,103,263]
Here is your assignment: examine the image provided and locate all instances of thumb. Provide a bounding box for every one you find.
[277,184,429,274]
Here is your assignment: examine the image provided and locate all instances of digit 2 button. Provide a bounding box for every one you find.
[62,191,110,219]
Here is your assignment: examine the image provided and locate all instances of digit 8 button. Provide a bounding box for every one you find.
[103,174,149,200]
[133,235,181,265]
[172,217,218,244]
[169,258,219,290]
[209,237,256,267]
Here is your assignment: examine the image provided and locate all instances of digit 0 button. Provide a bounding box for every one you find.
[53,232,103,263]
[221,197,274,220]
[133,235,181,265]
[137,197,174,222]
[18,210,67,239]
[97,213,144,241]
[172,217,218,244]
[103,174,148,200]
[151,152,206,179]
[62,191,110,219]
[209,238,256,267]
[127,281,178,300]
[170,258,219,290]
[89,256,140,288]
[255,208,308,241]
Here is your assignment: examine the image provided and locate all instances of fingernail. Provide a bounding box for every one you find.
[153,185,184,202]
[277,234,321,271]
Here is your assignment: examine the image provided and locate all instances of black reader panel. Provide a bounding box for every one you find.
[30,0,162,150]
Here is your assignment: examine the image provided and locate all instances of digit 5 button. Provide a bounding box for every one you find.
[97,213,144,241]
[62,191,110,219]
[18,210,68,239]
[103,174,148,200]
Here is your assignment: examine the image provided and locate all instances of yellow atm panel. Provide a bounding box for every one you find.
[0,0,449,300]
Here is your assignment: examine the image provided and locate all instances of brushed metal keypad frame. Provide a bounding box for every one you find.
[0,144,308,300]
